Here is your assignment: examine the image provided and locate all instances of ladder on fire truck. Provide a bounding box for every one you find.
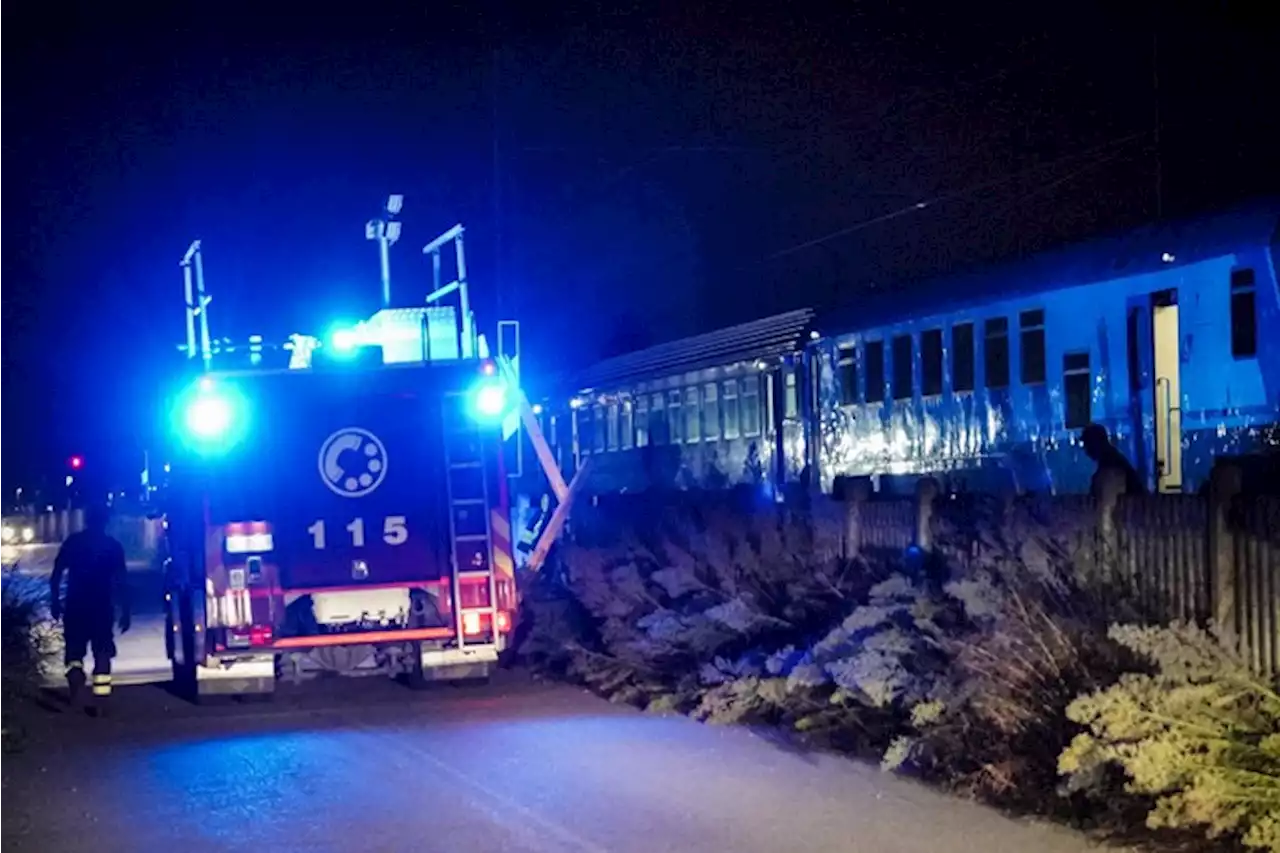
[441,388,500,649]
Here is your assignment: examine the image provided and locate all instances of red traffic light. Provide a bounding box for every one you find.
[69,456,84,470]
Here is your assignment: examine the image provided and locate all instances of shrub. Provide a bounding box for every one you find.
[1059,623,1280,851]
[886,569,1140,812]
[789,574,953,703]
[522,492,876,709]
[3,565,60,749]
[880,493,1143,815]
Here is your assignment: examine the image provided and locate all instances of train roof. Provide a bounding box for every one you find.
[565,308,816,394]
[815,200,1280,335]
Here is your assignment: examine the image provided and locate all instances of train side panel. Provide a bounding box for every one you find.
[812,238,1279,494]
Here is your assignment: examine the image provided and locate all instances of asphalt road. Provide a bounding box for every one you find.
[1,674,1112,853]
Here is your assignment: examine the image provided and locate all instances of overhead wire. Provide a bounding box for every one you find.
[766,131,1149,261]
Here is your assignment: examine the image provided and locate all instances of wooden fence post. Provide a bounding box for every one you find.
[915,477,940,552]
[1209,460,1243,642]
[1094,467,1127,587]
[842,476,872,561]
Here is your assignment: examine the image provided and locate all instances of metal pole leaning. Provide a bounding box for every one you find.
[496,356,568,503]
[525,459,591,574]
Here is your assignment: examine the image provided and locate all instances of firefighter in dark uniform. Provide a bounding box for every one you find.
[1082,423,1146,497]
[50,504,131,715]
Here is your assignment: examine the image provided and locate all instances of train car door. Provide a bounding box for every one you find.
[1125,299,1153,488]
[1151,290,1183,492]
[1127,289,1184,492]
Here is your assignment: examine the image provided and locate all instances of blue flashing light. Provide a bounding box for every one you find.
[172,378,248,454]
[469,378,509,421]
[473,379,506,417]
[331,328,359,352]
[185,395,233,439]
[325,322,367,358]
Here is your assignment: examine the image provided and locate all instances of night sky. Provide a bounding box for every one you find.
[4,2,1277,497]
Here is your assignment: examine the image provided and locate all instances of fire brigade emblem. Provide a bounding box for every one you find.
[318,427,388,498]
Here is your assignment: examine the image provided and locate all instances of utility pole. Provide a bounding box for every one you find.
[180,240,212,371]
[492,46,505,319]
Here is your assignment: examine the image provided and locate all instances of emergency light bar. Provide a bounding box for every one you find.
[172,377,249,455]
[467,359,512,421]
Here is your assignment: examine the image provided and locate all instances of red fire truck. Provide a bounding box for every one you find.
[159,222,565,698]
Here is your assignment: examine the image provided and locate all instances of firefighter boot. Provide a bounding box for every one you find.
[87,673,113,718]
[66,663,87,711]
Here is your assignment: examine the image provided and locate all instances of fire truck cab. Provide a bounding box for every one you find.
[161,224,530,698]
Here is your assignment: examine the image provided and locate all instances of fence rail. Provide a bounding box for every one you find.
[836,463,1279,677]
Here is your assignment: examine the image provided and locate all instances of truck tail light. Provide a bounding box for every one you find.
[225,522,274,554]
[227,625,274,649]
[461,611,483,635]
[495,610,512,633]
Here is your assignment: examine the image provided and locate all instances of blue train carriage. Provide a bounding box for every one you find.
[805,203,1280,496]
[534,309,818,498]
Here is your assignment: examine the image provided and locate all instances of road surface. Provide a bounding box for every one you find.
[1,675,1111,853]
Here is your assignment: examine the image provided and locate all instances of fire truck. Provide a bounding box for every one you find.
[160,218,578,698]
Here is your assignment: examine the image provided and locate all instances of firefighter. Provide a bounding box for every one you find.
[1082,423,1146,497]
[49,504,131,715]
[517,493,550,556]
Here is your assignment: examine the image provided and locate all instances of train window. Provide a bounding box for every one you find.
[784,370,799,418]
[892,335,914,400]
[668,390,684,443]
[620,400,634,450]
[593,405,607,453]
[984,318,1010,389]
[684,387,701,442]
[635,396,650,447]
[703,383,720,440]
[741,377,762,436]
[650,392,667,444]
[606,404,619,451]
[952,323,975,392]
[576,407,594,455]
[722,380,740,438]
[1231,268,1258,358]
[865,340,886,403]
[1063,352,1091,429]
[1020,309,1046,385]
[921,329,943,396]
[837,344,858,404]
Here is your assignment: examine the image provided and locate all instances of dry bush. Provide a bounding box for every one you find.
[881,493,1145,818]
[3,566,59,750]
[518,490,877,710]
[1060,623,1280,851]
[885,569,1141,817]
